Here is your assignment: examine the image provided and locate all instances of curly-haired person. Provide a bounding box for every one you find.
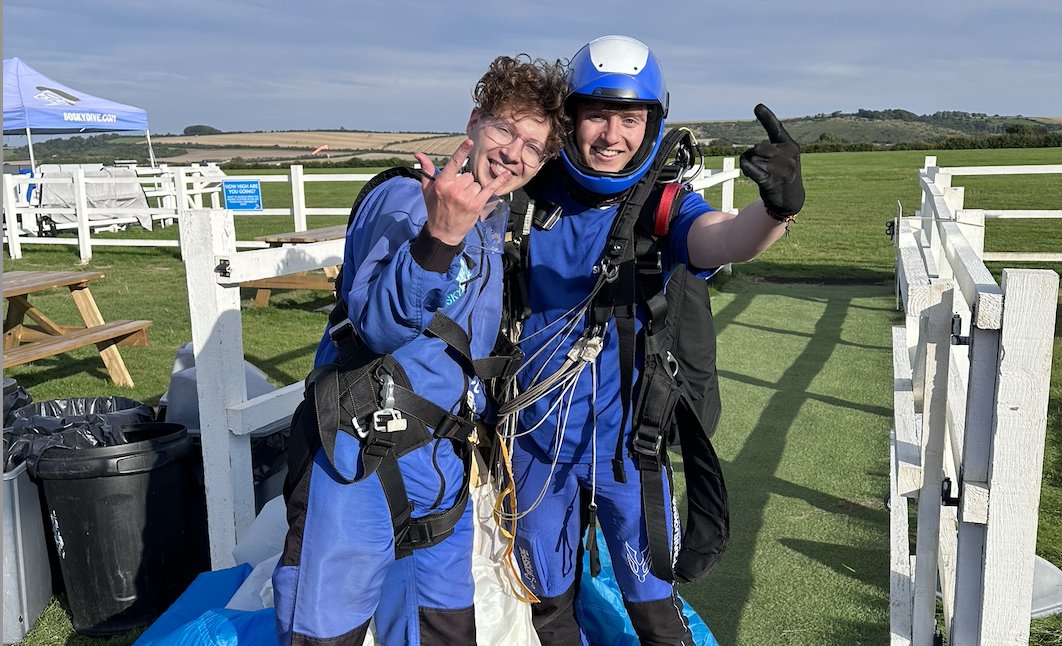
[273,54,569,646]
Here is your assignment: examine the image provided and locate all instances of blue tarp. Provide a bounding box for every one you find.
[3,57,149,135]
[135,528,720,646]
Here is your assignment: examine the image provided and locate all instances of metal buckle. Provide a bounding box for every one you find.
[632,432,663,458]
[592,258,619,283]
[328,318,355,342]
[373,369,407,433]
[665,351,680,378]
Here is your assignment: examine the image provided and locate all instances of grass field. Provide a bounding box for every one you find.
[5,147,1061,645]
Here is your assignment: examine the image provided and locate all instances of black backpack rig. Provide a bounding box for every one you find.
[494,128,730,584]
[282,167,523,560]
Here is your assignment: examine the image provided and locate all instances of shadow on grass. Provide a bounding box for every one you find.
[245,342,322,386]
[728,260,895,285]
[4,355,114,394]
[777,539,885,588]
[675,280,894,645]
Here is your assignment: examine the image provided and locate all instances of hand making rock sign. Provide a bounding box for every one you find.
[415,140,511,246]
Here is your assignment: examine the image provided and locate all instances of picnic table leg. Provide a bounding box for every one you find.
[11,295,69,336]
[69,285,135,387]
[4,298,28,349]
[252,287,273,309]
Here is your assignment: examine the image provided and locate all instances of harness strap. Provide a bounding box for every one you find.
[426,311,523,380]
[395,443,473,559]
[639,456,675,581]
[632,360,685,581]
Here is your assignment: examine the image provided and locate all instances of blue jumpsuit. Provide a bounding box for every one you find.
[511,171,714,643]
[273,176,506,645]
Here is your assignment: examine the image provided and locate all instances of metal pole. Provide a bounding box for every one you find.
[25,128,36,170]
[145,130,157,167]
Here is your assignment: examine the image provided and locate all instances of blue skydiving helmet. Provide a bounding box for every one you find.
[560,35,670,196]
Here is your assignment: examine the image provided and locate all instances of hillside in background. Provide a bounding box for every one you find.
[674,109,1062,145]
[4,109,1060,166]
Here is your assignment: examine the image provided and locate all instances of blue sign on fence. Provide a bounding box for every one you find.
[222,180,263,211]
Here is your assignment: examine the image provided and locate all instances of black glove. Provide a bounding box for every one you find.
[739,104,804,219]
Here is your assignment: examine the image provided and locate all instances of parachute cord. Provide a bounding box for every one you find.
[520,303,586,384]
[496,364,582,522]
[489,438,540,604]
[589,358,598,511]
[517,274,604,344]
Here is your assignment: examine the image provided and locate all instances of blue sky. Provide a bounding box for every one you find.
[4,0,1061,135]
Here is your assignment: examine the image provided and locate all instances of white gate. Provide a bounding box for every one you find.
[891,157,1059,644]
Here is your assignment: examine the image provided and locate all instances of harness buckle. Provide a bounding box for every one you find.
[373,408,407,433]
[636,251,662,275]
[373,370,408,433]
[352,416,368,439]
[328,318,355,343]
[632,431,663,459]
[665,350,680,378]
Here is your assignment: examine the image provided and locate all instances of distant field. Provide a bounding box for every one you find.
[154,130,459,151]
[151,131,468,164]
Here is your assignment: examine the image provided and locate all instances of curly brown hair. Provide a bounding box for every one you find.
[473,54,571,157]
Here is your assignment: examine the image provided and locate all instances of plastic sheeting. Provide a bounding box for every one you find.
[3,396,155,471]
[134,484,719,645]
[2,378,32,427]
[35,164,153,230]
[577,528,720,646]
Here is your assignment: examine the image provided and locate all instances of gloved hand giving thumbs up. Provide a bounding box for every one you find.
[739,104,804,220]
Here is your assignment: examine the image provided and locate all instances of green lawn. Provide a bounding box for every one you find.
[5,147,1061,644]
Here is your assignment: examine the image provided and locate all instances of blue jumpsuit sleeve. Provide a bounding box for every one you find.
[341,178,463,355]
[664,190,717,278]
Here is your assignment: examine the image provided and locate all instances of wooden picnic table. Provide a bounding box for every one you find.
[3,271,152,387]
[244,225,347,308]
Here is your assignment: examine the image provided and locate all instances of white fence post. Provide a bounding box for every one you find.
[179,208,257,568]
[911,282,954,645]
[73,169,92,262]
[949,316,1001,644]
[721,157,735,214]
[290,165,307,231]
[3,174,23,259]
[979,269,1059,644]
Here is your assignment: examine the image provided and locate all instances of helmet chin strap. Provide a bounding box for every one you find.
[563,172,631,208]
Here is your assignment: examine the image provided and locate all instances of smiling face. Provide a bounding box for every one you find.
[465,107,552,196]
[573,101,649,174]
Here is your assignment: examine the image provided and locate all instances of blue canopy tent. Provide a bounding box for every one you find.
[3,57,156,169]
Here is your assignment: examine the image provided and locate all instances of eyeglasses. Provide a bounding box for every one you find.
[480,114,550,167]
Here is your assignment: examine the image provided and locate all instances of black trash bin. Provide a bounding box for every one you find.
[30,422,209,636]
[6,395,158,596]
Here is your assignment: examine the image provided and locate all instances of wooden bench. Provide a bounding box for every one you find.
[4,271,153,387]
[244,225,346,308]
[3,319,152,368]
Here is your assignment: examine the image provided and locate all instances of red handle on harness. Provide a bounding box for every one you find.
[654,183,682,237]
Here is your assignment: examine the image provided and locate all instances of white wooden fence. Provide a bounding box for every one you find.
[2,165,377,261]
[891,156,1060,645]
[178,160,740,568]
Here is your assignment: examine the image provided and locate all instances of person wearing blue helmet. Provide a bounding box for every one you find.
[497,35,804,644]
